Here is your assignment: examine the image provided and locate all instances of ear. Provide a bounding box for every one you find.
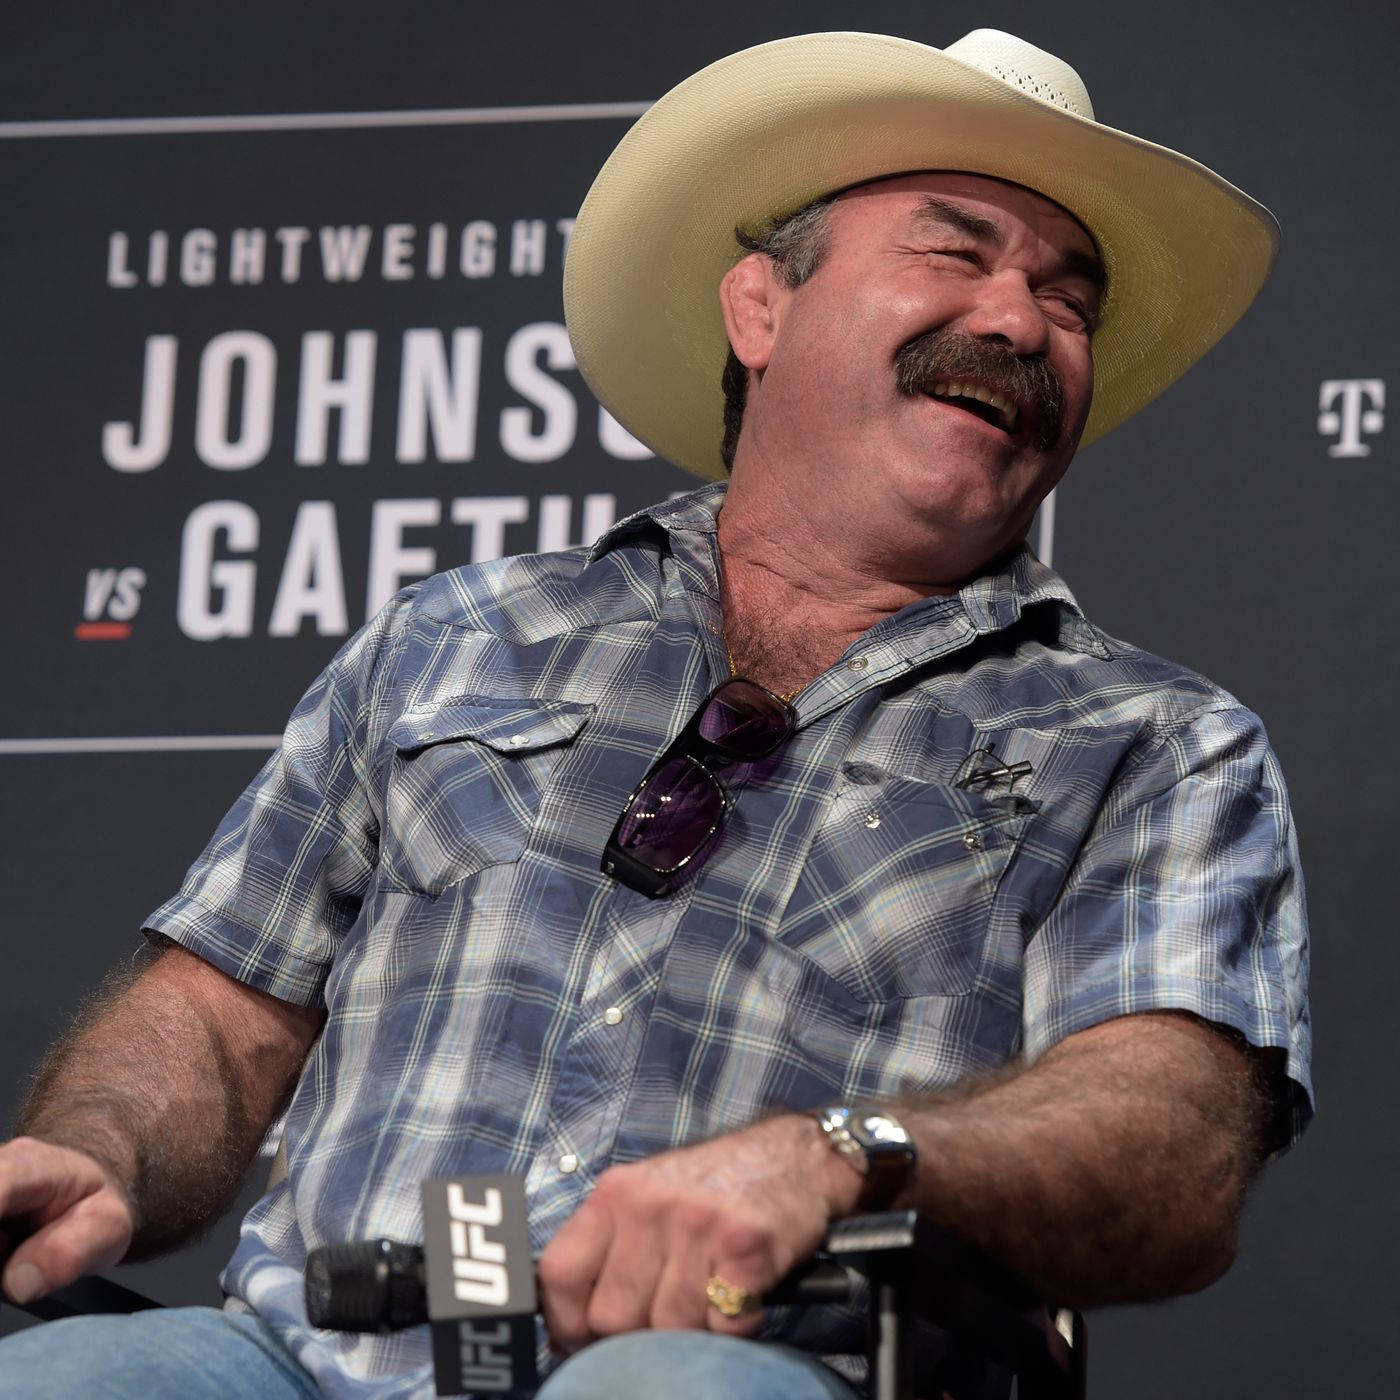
[720,253,781,371]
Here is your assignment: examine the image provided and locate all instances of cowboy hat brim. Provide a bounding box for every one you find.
[562,30,1279,480]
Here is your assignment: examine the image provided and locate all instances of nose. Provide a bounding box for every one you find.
[959,272,1050,357]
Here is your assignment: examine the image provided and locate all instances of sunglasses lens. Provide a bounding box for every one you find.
[604,680,796,897]
[698,679,793,760]
[615,755,725,871]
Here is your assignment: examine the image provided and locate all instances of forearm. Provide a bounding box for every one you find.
[15,939,319,1258]
[535,1011,1269,1351]
[882,1011,1268,1306]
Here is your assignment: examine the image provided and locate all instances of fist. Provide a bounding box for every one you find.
[537,1114,863,1355]
[0,1136,135,1304]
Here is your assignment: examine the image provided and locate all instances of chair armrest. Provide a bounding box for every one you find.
[3,1273,162,1323]
[807,1211,1085,1400]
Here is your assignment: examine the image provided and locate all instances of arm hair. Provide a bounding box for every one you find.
[14,935,323,1258]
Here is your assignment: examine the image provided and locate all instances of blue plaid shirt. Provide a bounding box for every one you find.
[147,483,1312,1397]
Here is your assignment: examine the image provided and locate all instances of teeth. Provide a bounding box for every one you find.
[927,380,1018,432]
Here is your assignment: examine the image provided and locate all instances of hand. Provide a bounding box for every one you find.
[537,1114,863,1357]
[0,1136,135,1304]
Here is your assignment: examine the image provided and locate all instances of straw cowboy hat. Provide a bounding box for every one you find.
[562,28,1278,480]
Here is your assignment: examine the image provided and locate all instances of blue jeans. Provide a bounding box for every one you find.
[0,1308,860,1399]
[0,1307,320,1398]
[537,1331,860,1399]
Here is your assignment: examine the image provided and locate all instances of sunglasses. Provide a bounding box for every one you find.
[601,678,797,898]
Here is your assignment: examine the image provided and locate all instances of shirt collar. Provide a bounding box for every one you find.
[954,544,1111,657]
[589,481,1109,658]
[587,482,724,561]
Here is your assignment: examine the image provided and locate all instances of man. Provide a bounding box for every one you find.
[0,28,1310,1400]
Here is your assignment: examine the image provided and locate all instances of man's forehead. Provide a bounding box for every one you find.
[832,170,1100,261]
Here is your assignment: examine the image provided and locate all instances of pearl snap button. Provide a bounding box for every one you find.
[558,1153,579,1173]
[508,734,528,747]
[962,832,982,851]
[603,1006,623,1025]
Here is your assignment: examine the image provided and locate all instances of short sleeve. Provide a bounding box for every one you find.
[1021,704,1313,1148]
[142,591,416,1007]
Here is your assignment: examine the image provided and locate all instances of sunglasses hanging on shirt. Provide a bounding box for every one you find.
[601,678,797,898]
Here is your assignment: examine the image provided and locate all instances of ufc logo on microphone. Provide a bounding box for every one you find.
[424,1174,537,1394]
[456,1319,514,1391]
[447,1182,510,1306]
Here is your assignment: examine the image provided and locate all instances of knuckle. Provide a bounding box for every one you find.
[539,1286,591,1341]
[539,1292,588,1356]
[675,1199,719,1236]
[649,1298,692,1331]
[586,1296,641,1339]
[84,1195,133,1248]
[535,1249,572,1294]
[549,1319,593,1357]
[715,1218,770,1261]
[650,1276,707,1332]
[591,1164,633,1200]
[0,1137,36,1174]
[102,1191,133,1224]
[594,1163,653,1211]
[36,1236,85,1286]
[544,1321,574,1359]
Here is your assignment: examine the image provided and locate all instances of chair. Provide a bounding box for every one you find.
[5,1205,1084,1399]
[781,1210,1085,1400]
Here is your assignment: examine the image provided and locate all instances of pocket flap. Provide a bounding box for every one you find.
[390,695,593,756]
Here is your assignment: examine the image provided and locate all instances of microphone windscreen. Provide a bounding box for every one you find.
[305,1238,426,1331]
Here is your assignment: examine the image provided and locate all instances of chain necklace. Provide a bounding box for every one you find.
[725,637,799,703]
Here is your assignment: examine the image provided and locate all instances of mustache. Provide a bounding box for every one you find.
[894,328,1066,452]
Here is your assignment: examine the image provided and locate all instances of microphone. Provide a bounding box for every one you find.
[305,1237,426,1332]
[306,1174,858,1396]
[305,1241,854,1330]
[304,1175,540,1395]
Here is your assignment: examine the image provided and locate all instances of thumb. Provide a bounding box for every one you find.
[2,1189,133,1303]
[0,1137,135,1304]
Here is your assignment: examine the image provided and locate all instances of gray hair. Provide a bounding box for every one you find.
[720,194,836,471]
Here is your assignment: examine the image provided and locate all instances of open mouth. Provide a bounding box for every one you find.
[924,380,1019,435]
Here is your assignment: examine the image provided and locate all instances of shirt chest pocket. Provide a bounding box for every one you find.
[380,697,593,898]
[779,775,1025,1000]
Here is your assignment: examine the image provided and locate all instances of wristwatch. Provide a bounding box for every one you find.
[815,1106,917,1211]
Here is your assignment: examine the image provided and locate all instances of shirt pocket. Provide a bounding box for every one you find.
[779,773,1024,1000]
[380,696,593,897]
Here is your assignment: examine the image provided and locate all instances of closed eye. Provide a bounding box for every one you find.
[934,248,983,267]
[1040,291,1096,333]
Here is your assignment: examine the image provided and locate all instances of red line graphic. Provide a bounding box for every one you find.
[74,621,132,641]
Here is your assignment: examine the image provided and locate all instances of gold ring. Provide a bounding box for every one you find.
[705,1275,758,1318]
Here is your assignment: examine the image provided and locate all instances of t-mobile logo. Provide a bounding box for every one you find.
[1318,379,1385,457]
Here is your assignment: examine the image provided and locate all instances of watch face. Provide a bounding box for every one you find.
[819,1107,914,1164]
[858,1114,910,1147]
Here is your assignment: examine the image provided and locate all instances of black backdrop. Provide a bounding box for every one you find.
[2,2,1396,1394]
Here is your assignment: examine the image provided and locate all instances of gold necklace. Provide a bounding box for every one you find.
[726,637,799,703]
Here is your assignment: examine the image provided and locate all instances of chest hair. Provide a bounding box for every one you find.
[722,600,853,700]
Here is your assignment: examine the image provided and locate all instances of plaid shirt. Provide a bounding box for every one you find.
[147,483,1312,1398]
